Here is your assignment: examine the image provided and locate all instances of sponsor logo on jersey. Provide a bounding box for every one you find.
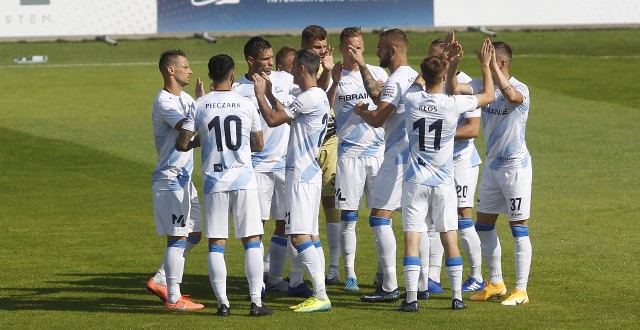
[338,93,368,102]
[482,107,508,115]
[191,0,239,6]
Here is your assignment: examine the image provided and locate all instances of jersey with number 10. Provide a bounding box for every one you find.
[404,86,478,186]
[284,87,330,184]
[191,91,262,193]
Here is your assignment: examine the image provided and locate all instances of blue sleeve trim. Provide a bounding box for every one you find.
[341,211,359,222]
[209,244,226,253]
[369,216,391,227]
[243,241,262,250]
[475,222,496,232]
[186,236,202,245]
[445,256,463,267]
[271,235,288,247]
[167,240,188,248]
[313,240,322,248]
[296,240,315,253]
[458,217,474,230]
[403,256,421,266]
[511,225,529,237]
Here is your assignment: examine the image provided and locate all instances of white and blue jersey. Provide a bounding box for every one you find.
[334,64,387,158]
[151,90,196,191]
[186,91,262,193]
[379,66,418,164]
[451,71,482,168]
[284,87,330,183]
[232,71,297,173]
[469,76,531,170]
[404,85,478,186]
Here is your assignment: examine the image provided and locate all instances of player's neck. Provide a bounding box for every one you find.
[342,59,359,72]
[163,83,182,96]
[212,82,232,91]
[389,58,408,74]
[426,82,444,94]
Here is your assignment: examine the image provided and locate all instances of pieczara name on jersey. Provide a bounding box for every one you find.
[205,102,241,109]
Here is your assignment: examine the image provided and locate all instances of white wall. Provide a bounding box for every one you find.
[1,0,156,37]
[434,0,640,26]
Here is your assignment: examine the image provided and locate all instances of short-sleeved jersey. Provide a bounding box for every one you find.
[152,90,196,190]
[232,71,297,173]
[404,85,478,186]
[334,64,388,158]
[284,87,330,183]
[452,71,482,168]
[469,76,531,170]
[186,91,262,193]
[379,66,418,164]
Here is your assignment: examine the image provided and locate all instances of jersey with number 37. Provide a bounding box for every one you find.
[404,85,478,186]
[187,91,262,193]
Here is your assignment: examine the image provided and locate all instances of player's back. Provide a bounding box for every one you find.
[194,91,261,193]
[151,90,195,189]
[380,66,418,163]
[404,86,478,186]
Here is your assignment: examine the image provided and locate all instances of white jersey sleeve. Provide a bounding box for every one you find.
[151,90,196,190]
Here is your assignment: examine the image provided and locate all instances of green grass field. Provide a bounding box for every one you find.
[1,29,639,329]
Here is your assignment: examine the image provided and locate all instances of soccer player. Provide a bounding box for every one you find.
[397,38,495,312]
[232,36,300,296]
[326,27,390,295]
[446,34,533,306]
[423,35,485,295]
[276,46,296,74]
[253,49,332,313]
[176,54,272,317]
[347,28,418,299]
[300,25,341,286]
[149,49,204,311]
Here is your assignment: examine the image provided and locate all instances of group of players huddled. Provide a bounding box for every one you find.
[148,25,533,316]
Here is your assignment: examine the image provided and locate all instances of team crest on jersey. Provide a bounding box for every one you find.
[214,164,223,172]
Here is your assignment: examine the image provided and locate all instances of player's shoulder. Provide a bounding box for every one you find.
[154,89,178,110]
[456,71,472,84]
[179,91,196,103]
[366,64,389,79]
[270,70,294,83]
[509,76,529,91]
[232,75,253,89]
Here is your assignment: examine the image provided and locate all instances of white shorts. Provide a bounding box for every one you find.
[203,189,264,239]
[153,182,202,237]
[370,157,404,211]
[402,182,458,233]
[477,162,532,221]
[285,181,321,236]
[255,171,286,221]
[454,164,480,208]
[335,155,382,210]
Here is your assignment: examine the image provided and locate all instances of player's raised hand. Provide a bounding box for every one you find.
[253,73,267,96]
[444,30,456,56]
[347,44,366,67]
[447,41,463,63]
[331,61,343,83]
[474,38,493,66]
[322,45,335,71]
[195,77,205,99]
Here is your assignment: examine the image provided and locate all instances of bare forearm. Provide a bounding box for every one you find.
[358,63,381,103]
[445,60,460,94]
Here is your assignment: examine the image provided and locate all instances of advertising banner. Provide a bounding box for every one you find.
[158,0,434,33]
[1,0,156,38]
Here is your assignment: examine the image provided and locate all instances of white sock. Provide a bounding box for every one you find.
[244,241,264,306]
[288,238,304,287]
[153,265,166,286]
[428,225,443,283]
[476,223,503,285]
[340,212,358,279]
[314,240,326,275]
[370,216,397,291]
[164,240,186,304]
[267,235,288,283]
[298,240,328,300]
[325,222,341,270]
[418,230,430,292]
[261,239,269,275]
[445,257,463,301]
[512,226,532,291]
[458,218,483,281]
[403,256,421,303]
[207,244,228,307]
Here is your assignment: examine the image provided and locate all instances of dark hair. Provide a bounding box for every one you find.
[301,25,327,44]
[430,37,445,46]
[340,27,362,44]
[295,49,320,76]
[379,28,409,49]
[244,36,272,59]
[420,54,447,86]
[275,46,296,67]
[159,49,186,72]
[208,54,235,82]
[492,41,513,62]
